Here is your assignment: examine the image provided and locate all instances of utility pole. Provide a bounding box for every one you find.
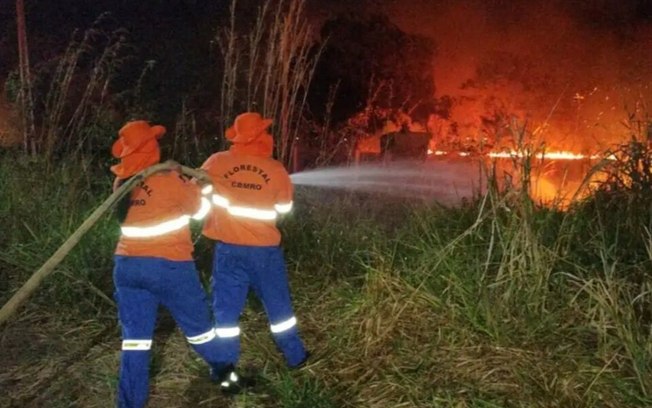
[16,0,35,154]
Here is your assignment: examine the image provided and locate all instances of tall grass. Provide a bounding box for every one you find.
[216,0,323,165]
[3,140,652,406]
[0,153,117,316]
[22,15,127,161]
[170,100,202,166]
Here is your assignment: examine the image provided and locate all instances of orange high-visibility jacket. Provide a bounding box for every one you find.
[115,171,208,261]
[201,151,293,246]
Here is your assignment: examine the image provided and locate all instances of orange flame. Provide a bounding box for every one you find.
[427,149,615,161]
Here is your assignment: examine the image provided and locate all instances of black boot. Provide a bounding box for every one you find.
[210,364,252,395]
[288,351,311,370]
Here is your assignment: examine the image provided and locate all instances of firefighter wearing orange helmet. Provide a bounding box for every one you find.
[201,112,309,386]
[110,120,230,407]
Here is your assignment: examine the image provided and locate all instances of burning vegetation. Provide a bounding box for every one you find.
[309,0,652,168]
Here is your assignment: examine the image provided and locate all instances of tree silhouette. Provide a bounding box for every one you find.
[308,13,437,125]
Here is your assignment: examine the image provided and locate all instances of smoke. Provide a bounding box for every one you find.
[308,0,652,151]
[381,0,652,150]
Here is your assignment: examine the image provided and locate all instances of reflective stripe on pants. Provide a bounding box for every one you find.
[114,256,225,408]
[211,243,307,367]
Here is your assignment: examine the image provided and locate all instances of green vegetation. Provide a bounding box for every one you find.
[1,141,652,407]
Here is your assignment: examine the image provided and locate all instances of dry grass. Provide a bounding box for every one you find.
[1,247,649,407]
[0,308,115,407]
[216,0,322,165]
[286,267,605,407]
[1,147,651,407]
[39,19,127,160]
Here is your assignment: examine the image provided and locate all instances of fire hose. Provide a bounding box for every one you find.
[0,161,211,326]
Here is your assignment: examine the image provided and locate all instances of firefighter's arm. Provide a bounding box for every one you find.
[193,157,218,194]
[166,163,210,221]
[274,168,294,215]
[182,176,213,221]
[191,168,213,186]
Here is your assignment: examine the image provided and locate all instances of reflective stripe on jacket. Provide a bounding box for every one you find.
[115,171,210,261]
[201,151,293,246]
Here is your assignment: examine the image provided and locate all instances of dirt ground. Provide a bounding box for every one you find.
[0,308,244,407]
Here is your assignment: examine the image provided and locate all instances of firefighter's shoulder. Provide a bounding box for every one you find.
[202,151,231,170]
[264,157,287,171]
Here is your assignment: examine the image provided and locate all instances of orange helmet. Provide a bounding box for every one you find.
[110,120,166,179]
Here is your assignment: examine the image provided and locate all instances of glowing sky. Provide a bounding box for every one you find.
[309,0,652,150]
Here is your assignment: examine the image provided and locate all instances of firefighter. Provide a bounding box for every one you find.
[201,112,309,384]
[110,120,237,407]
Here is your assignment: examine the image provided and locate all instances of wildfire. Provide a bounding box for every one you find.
[427,149,612,161]
[487,150,599,160]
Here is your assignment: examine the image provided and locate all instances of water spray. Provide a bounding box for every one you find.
[289,159,487,204]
